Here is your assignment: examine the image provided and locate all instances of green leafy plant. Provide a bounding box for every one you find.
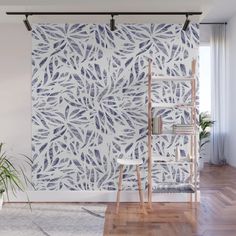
[199,112,215,157]
[0,143,32,201]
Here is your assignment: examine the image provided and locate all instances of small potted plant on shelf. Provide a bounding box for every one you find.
[0,142,32,209]
[199,112,215,170]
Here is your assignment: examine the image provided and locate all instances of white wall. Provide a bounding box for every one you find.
[0,23,32,184]
[199,24,212,44]
[199,24,211,163]
[0,23,31,156]
[227,15,236,167]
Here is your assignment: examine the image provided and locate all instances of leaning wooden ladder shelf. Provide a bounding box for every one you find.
[147,59,198,208]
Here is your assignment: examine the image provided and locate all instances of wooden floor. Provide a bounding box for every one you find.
[104,164,236,236]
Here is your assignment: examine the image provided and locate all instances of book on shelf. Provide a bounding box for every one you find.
[175,147,180,162]
[152,116,163,134]
[173,124,195,134]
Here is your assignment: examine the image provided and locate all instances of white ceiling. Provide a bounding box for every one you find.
[0,0,236,23]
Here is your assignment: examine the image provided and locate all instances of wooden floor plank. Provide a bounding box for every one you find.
[104,164,236,236]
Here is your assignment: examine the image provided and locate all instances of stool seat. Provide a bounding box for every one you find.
[117,159,143,166]
[115,158,146,214]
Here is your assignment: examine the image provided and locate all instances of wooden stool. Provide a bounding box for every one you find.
[116,159,145,214]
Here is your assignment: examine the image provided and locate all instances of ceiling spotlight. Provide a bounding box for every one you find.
[110,15,116,31]
[182,14,190,31]
[23,15,32,31]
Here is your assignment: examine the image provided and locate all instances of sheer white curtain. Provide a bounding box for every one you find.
[210,24,228,165]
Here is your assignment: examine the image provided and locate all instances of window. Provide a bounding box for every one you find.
[199,45,211,113]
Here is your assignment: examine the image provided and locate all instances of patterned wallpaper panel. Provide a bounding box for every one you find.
[32,24,199,190]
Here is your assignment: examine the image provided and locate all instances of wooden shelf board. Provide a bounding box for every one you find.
[152,184,195,193]
[152,132,195,136]
[152,156,193,163]
[152,161,193,164]
[151,103,194,108]
[152,187,195,193]
[151,76,194,81]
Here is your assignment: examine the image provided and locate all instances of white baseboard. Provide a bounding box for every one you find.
[5,190,200,203]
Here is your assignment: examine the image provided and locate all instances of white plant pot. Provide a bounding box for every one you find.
[199,158,204,171]
[0,194,3,210]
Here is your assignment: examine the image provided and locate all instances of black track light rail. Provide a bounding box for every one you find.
[200,22,227,25]
[6,11,202,16]
[7,11,203,32]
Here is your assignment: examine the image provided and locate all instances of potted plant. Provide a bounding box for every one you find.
[0,189,4,209]
[199,112,215,170]
[0,142,32,209]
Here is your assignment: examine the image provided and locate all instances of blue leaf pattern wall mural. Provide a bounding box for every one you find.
[32,23,199,191]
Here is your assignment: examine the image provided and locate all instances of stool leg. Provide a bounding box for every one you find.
[116,165,124,214]
[136,165,145,214]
